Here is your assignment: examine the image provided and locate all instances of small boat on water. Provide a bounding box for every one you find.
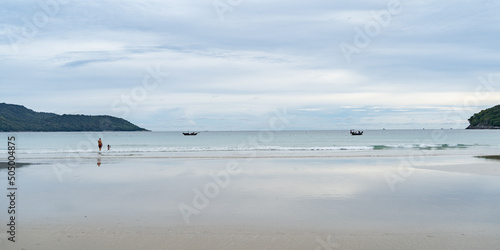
[183,132,198,136]
[350,130,363,135]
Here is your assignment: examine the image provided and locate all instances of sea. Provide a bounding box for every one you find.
[1,129,499,161]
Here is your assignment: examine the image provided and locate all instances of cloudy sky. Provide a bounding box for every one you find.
[1,0,499,131]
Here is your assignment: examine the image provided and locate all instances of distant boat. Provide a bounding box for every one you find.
[183,132,198,136]
[350,130,363,136]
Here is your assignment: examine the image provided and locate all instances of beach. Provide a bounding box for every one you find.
[3,0,500,248]
[2,149,500,249]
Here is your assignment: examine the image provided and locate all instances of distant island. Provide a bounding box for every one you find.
[0,103,148,132]
[466,104,500,129]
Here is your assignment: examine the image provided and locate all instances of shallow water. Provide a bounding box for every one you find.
[1,130,500,160]
[4,156,499,233]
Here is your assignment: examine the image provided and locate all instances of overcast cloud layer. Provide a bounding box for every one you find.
[1,0,499,130]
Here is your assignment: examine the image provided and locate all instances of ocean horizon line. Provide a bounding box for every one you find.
[0,128,471,133]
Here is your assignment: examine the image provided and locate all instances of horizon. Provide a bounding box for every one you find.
[1,1,499,131]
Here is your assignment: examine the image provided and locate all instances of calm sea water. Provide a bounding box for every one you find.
[1,129,499,160]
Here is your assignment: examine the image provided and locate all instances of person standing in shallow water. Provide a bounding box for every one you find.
[98,138,103,151]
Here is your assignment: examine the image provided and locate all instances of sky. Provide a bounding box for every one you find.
[1,0,499,131]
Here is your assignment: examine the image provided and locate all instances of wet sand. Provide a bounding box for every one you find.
[15,226,500,250]
[476,155,500,161]
[1,156,499,249]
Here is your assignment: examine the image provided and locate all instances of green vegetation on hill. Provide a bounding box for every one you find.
[0,103,148,132]
[467,105,500,129]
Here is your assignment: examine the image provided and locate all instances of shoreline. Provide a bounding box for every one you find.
[6,150,500,161]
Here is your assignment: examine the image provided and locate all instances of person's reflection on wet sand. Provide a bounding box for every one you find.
[97,157,101,167]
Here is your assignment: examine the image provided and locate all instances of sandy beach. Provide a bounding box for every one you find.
[3,0,500,248]
[2,155,499,249]
[15,225,500,250]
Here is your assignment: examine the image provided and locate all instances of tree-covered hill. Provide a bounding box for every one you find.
[0,103,148,132]
[466,105,500,129]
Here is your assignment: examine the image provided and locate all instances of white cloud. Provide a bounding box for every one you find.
[0,0,499,130]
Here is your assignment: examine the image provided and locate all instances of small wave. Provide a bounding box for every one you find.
[413,143,470,150]
[373,145,391,150]
[371,143,471,150]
